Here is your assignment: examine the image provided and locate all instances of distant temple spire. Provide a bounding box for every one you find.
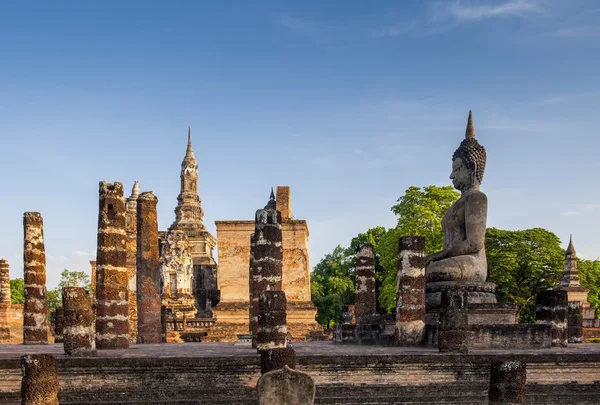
[560,234,581,288]
[265,187,276,210]
[131,181,140,200]
[465,110,475,139]
[171,128,204,230]
[566,234,576,256]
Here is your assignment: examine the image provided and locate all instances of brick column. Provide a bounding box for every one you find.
[21,354,59,405]
[95,181,129,349]
[438,287,468,353]
[488,361,526,405]
[0,259,10,305]
[23,212,49,345]
[89,261,97,303]
[53,308,64,344]
[253,193,283,292]
[535,290,567,347]
[567,301,583,344]
[63,287,95,355]
[125,187,138,343]
[395,236,426,345]
[355,244,376,324]
[249,233,259,348]
[136,191,162,344]
[258,290,295,374]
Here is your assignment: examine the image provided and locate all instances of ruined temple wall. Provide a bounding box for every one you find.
[214,220,312,305]
[213,219,320,340]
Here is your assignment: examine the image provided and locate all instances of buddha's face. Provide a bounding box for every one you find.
[450,157,473,192]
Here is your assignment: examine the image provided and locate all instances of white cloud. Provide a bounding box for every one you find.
[560,211,579,217]
[430,0,542,23]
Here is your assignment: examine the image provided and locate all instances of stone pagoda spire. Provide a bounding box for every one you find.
[171,128,205,230]
[560,235,582,288]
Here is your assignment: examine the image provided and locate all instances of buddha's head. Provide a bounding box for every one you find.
[451,111,486,192]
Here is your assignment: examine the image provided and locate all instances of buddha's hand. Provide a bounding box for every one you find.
[425,250,446,267]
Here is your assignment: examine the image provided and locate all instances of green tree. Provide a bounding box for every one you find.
[10,278,25,304]
[377,185,460,312]
[311,245,355,328]
[486,228,564,323]
[578,259,600,318]
[47,269,92,312]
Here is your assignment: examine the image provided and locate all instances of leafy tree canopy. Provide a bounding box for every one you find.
[10,278,25,304]
[486,227,564,323]
[578,259,600,318]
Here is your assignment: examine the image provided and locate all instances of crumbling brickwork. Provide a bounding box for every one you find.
[20,354,59,405]
[438,288,468,353]
[22,212,49,345]
[536,289,568,347]
[488,361,526,405]
[136,191,162,344]
[249,233,258,347]
[95,181,129,349]
[0,259,10,305]
[125,182,139,343]
[355,244,376,324]
[62,287,95,355]
[395,236,426,345]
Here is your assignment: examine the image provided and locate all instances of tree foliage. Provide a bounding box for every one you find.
[47,269,92,312]
[378,185,460,312]
[10,278,25,304]
[486,228,564,323]
[578,259,600,318]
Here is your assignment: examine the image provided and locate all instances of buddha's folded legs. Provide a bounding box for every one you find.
[426,254,486,283]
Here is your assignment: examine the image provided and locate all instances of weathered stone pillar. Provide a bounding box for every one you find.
[21,354,59,405]
[253,191,283,293]
[95,181,129,349]
[567,301,583,344]
[125,182,139,343]
[136,191,162,344]
[89,261,97,303]
[258,290,295,374]
[438,287,468,353]
[355,244,376,324]
[395,236,426,345]
[0,259,10,305]
[63,287,95,355]
[488,361,526,405]
[249,233,259,348]
[536,290,567,347]
[257,365,316,405]
[23,212,49,345]
[53,308,64,344]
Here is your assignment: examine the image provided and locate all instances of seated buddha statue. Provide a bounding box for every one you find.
[425,111,488,285]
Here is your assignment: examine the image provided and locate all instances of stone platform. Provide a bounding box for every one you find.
[1,342,600,404]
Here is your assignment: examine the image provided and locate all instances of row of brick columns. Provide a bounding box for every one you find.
[19,181,163,353]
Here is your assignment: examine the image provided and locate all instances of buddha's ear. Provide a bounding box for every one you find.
[471,160,478,185]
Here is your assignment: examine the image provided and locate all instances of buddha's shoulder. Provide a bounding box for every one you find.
[464,190,488,204]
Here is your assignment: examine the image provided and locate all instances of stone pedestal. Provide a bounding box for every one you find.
[23,212,49,345]
[63,287,95,356]
[438,288,468,353]
[21,354,59,405]
[395,236,426,346]
[536,290,567,347]
[488,361,526,405]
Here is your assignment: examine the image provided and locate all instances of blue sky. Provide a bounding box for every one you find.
[1,0,599,288]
